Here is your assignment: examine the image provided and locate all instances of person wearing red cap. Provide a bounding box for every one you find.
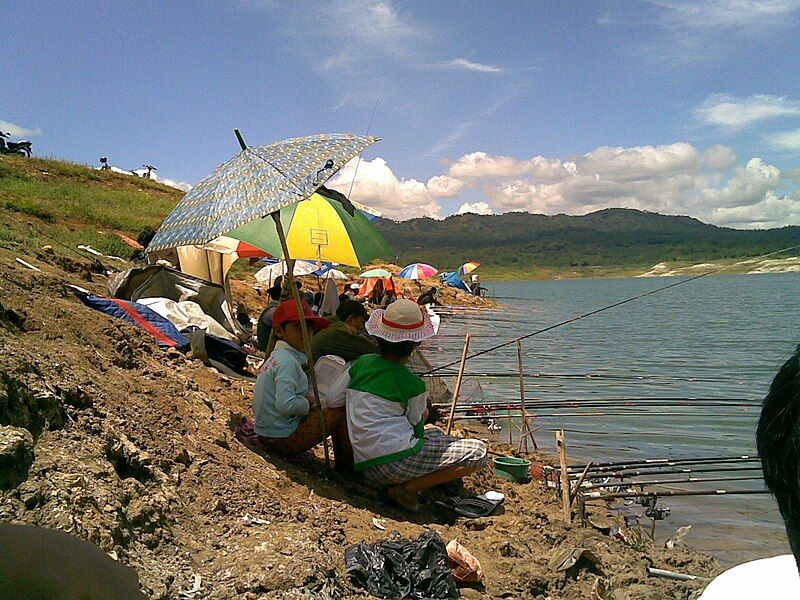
[252,300,353,472]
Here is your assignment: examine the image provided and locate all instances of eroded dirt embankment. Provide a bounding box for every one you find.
[0,245,720,599]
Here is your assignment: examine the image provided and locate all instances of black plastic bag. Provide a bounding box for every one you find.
[345,530,459,599]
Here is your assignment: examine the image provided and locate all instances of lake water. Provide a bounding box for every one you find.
[422,273,799,566]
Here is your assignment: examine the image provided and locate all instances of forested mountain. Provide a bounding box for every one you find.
[376,209,800,274]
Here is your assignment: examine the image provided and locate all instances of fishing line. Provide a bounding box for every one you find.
[425,243,800,374]
[346,96,380,203]
[26,222,110,271]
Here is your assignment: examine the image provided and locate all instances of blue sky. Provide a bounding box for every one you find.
[4,1,800,227]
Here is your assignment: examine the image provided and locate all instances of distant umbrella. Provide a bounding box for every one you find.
[360,268,392,278]
[459,261,481,276]
[254,260,318,283]
[399,263,438,280]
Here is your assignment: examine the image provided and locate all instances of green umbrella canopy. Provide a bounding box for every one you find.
[225,191,393,268]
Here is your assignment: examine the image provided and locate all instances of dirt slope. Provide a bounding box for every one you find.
[0,243,720,599]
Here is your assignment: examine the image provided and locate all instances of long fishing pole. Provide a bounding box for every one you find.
[26,222,111,271]
[567,455,759,471]
[583,465,762,480]
[421,371,732,382]
[580,488,769,500]
[580,474,763,489]
[424,243,800,374]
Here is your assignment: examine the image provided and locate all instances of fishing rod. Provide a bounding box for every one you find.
[580,488,769,500]
[433,398,761,414]
[421,370,732,382]
[436,397,760,408]
[424,243,800,375]
[451,411,755,420]
[582,464,762,480]
[346,96,380,202]
[567,454,759,471]
[579,474,763,489]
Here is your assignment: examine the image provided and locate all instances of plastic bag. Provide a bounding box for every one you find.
[345,530,458,599]
[446,539,483,584]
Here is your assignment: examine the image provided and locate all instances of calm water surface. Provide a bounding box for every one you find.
[423,273,799,565]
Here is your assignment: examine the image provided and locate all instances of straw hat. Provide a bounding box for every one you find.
[365,298,436,342]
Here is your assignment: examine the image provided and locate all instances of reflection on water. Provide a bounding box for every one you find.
[423,273,799,566]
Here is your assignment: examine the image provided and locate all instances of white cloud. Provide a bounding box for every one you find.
[578,142,700,181]
[327,157,441,219]
[447,151,573,181]
[457,202,493,215]
[702,145,737,169]
[767,127,800,149]
[710,190,800,229]
[426,175,464,198]
[700,158,780,207]
[694,94,800,129]
[433,58,506,74]
[0,119,43,138]
[652,0,800,29]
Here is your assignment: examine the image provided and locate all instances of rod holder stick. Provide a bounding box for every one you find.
[516,340,529,452]
[445,333,472,435]
[556,429,571,523]
[570,461,593,505]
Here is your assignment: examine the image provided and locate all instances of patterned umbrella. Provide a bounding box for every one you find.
[459,261,481,276]
[148,133,378,252]
[399,263,438,280]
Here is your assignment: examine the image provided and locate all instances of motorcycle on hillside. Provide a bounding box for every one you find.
[0,131,32,156]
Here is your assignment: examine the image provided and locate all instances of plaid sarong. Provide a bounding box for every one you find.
[362,427,488,486]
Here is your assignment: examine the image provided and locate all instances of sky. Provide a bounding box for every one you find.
[4,1,800,228]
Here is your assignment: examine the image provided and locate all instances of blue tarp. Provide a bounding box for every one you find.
[78,295,189,348]
[441,271,472,293]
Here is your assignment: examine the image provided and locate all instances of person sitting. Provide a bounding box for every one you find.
[417,286,442,306]
[699,346,800,597]
[345,283,361,299]
[255,284,282,351]
[311,300,378,362]
[326,299,488,510]
[252,300,353,473]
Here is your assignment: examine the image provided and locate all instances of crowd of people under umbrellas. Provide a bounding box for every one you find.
[243,275,486,511]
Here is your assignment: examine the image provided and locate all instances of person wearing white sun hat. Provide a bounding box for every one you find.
[326,298,488,510]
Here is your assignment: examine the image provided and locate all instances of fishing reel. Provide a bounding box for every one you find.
[637,497,670,520]
[645,505,671,521]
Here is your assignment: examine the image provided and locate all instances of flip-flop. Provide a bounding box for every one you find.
[452,492,504,518]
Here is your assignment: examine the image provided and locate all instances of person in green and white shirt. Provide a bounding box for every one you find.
[327,299,488,510]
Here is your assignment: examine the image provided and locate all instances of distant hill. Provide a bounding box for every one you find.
[376,209,800,277]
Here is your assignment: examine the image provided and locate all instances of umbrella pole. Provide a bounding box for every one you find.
[233,130,330,467]
[270,211,332,469]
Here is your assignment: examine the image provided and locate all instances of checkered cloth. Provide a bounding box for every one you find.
[362,427,488,486]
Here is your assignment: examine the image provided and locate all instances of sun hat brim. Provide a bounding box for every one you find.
[365,307,436,343]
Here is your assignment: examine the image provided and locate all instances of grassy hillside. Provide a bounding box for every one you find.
[377,210,800,278]
[0,154,183,257]
[4,154,800,281]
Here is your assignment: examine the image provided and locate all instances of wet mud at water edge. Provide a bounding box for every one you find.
[0,244,721,598]
[426,276,797,566]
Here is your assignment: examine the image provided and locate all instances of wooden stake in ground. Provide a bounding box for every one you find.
[445,333,472,435]
[236,130,330,468]
[516,340,528,453]
[556,429,571,523]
